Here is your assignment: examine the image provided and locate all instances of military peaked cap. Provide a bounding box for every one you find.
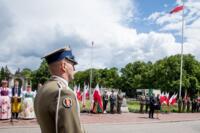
[43,47,78,65]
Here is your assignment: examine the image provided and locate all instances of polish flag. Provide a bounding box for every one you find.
[170,94,177,105]
[170,5,184,14]
[169,94,175,104]
[92,84,103,111]
[159,93,165,104]
[76,85,82,101]
[162,92,169,105]
[82,84,87,107]
[85,86,89,100]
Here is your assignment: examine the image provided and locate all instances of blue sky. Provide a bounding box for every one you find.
[132,0,178,33]
[0,0,199,72]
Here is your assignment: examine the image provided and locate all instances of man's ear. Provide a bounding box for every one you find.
[61,61,67,72]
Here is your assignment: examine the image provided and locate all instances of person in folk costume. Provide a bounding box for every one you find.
[11,80,22,119]
[91,85,103,113]
[0,80,11,119]
[20,85,36,119]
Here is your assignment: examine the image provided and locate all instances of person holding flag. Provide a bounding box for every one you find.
[91,84,103,113]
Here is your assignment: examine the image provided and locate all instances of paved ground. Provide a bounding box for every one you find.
[0,112,199,127]
[85,120,200,133]
[0,120,200,133]
[0,113,200,133]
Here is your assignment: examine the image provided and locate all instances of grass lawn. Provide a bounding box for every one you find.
[78,99,179,113]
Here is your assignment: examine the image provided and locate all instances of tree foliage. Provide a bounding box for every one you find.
[0,54,199,98]
[31,60,51,89]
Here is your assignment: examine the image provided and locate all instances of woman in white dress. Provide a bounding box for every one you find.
[20,85,36,119]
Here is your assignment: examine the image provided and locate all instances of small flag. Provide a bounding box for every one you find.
[76,84,82,101]
[170,5,184,14]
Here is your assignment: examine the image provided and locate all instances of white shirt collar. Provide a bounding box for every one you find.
[51,75,68,87]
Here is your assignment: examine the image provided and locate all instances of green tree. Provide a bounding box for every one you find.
[120,61,152,97]
[152,54,200,98]
[31,60,51,90]
[0,67,5,82]
[73,68,120,90]
[21,68,32,79]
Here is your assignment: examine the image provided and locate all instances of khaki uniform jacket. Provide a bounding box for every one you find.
[34,77,83,133]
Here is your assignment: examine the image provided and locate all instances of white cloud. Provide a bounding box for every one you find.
[147,0,200,62]
[0,0,187,73]
[148,12,164,22]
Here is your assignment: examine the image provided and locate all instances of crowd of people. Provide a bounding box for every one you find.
[91,89,124,114]
[0,80,36,120]
[139,94,200,119]
[0,78,125,121]
[180,96,200,113]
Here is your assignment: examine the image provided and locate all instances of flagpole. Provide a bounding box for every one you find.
[89,42,94,104]
[179,0,185,100]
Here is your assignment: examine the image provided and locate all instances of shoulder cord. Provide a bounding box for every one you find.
[55,81,85,133]
[56,81,63,133]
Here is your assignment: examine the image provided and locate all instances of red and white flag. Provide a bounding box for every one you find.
[170,5,184,14]
[82,84,88,107]
[76,84,82,101]
[169,94,174,104]
[92,84,103,111]
[85,86,89,99]
[162,92,169,105]
[170,94,177,105]
[159,92,165,104]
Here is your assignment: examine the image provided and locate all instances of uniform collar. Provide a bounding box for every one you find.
[51,75,69,87]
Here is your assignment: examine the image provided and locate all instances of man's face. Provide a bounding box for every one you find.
[64,59,75,81]
[14,81,19,87]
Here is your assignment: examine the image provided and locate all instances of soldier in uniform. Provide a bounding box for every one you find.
[102,90,108,113]
[186,97,191,112]
[34,47,83,133]
[182,96,187,112]
[117,90,123,114]
[109,90,116,114]
[139,95,145,113]
[145,94,150,113]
